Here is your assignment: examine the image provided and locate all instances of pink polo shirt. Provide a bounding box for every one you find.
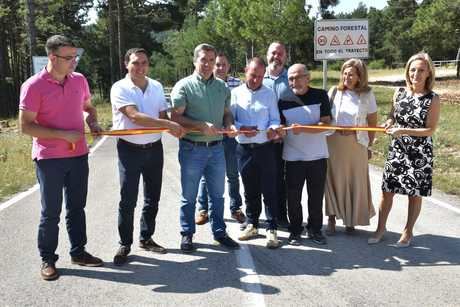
[19,68,91,160]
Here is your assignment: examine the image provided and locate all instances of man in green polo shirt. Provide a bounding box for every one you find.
[171,43,240,253]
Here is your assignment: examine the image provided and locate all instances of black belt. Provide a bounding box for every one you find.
[118,138,161,149]
[182,138,222,147]
[239,141,271,149]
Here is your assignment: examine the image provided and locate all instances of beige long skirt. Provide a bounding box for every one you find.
[325,133,375,226]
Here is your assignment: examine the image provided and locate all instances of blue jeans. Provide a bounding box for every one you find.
[35,154,89,263]
[178,140,227,239]
[117,139,163,246]
[197,136,242,213]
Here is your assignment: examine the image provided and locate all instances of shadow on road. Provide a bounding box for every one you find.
[56,228,459,295]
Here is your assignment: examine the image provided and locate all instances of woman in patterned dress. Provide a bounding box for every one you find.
[368,52,440,247]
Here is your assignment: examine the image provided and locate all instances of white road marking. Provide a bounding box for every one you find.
[0,136,108,212]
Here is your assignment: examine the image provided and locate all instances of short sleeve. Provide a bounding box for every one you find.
[19,80,41,113]
[110,83,136,111]
[82,76,91,102]
[368,91,378,114]
[224,86,231,108]
[155,82,168,112]
[170,80,187,108]
[319,90,332,117]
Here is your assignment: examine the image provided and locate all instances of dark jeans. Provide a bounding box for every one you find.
[198,136,242,213]
[117,139,163,246]
[236,142,278,230]
[35,154,89,263]
[286,159,327,235]
[274,142,288,221]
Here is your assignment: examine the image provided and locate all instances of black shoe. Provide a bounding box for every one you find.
[113,246,130,266]
[140,239,167,254]
[180,235,194,253]
[307,230,327,245]
[214,235,240,250]
[71,251,103,267]
[288,233,302,246]
[41,262,59,281]
[278,218,290,230]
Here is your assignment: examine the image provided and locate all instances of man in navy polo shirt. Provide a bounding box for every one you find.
[278,64,332,246]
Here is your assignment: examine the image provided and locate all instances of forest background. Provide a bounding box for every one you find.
[1,0,459,116]
[0,0,459,200]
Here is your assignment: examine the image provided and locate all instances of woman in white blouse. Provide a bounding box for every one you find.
[325,59,378,235]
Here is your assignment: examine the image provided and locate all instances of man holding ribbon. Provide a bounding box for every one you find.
[111,48,185,265]
[171,43,240,253]
[19,35,103,280]
[232,57,285,249]
[278,64,332,246]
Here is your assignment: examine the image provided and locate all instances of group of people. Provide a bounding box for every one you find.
[19,35,440,281]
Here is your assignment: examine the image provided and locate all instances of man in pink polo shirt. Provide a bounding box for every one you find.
[19,35,103,281]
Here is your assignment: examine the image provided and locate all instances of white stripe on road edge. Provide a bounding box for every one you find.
[369,170,460,214]
[235,244,266,307]
[0,136,108,212]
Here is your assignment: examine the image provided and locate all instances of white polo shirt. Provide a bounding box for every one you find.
[111,75,168,144]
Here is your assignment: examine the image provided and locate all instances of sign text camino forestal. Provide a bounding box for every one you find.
[314,19,369,60]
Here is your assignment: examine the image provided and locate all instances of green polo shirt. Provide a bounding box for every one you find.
[171,73,230,142]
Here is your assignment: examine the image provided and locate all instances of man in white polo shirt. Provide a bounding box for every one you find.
[110,48,185,266]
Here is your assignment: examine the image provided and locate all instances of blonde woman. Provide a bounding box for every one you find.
[325,59,377,235]
[369,52,440,247]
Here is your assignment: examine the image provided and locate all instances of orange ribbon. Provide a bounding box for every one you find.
[70,125,385,151]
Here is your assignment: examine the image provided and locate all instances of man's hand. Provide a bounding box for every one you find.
[225,125,238,138]
[88,122,103,134]
[275,125,286,138]
[267,128,279,140]
[60,130,83,143]
[168,121,187,138]
[239,125,258,137]
[201,122,219,136]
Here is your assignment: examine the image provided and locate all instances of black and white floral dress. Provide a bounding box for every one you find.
[382,88,435,197]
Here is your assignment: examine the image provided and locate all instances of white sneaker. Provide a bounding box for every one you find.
[238,224,258,240]
[266,229,281,249]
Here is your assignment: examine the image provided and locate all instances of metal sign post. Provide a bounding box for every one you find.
[314,19,369,89]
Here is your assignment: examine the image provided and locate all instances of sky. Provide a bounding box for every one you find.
[305,0,388,18]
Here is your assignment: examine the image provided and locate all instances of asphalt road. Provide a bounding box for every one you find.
[1,135,459,306]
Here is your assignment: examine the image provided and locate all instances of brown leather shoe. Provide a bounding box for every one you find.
[41,262,59,281]
[195,210,209,225]
[231,209,246,224]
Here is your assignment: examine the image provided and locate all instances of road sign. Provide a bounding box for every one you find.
[32,56,48,74]
[31,48,84,75]
[314,19,369,60]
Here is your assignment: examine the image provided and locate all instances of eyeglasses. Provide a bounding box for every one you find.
[54,54,79,62]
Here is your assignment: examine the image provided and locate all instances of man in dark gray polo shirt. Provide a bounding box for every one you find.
[171,43,240,253]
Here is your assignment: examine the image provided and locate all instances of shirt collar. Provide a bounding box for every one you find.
[264,68,287,80]
[125,74,149,91]
[39,67,70,85]
[193,72,215,83]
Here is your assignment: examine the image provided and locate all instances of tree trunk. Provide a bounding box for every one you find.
[25,0,37,75]
[108,0,119,83]
[456,47,460,79]
[117,0,126,77]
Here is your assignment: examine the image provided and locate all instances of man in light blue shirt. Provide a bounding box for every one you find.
[231,57,285,249]
[263,41,290,229]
